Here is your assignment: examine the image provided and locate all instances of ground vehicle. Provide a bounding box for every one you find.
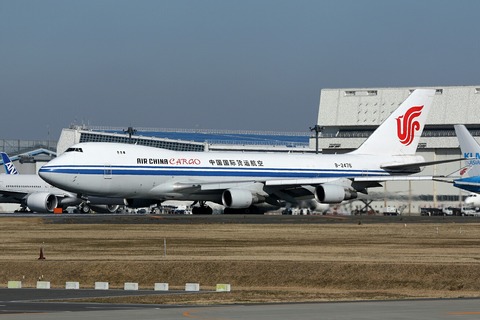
[442,206,461,216]
[383,206,399,216]
[420,208,443,216]
[461,207,480,216]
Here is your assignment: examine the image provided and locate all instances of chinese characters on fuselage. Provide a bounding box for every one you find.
[208,159,264,167]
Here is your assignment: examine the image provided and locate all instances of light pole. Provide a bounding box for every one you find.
[309,125,323,154]
[124,127,137,144]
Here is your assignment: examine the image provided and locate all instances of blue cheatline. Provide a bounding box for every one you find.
[39,165,388,179]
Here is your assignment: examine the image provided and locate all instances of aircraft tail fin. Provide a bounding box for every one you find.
[1,152,18,175]
[350,89,435,156]
[454,124,480,177]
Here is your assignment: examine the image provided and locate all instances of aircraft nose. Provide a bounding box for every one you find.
[38,166,56,184]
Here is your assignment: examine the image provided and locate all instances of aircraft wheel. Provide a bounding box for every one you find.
[192,206,213,215]
[81,204,91,214]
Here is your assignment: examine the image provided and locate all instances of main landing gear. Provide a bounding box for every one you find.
[192,202,213,215]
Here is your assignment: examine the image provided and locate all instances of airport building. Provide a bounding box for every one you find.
[2,85,478,215]
[0,139,56,174]
[55,126,312,154]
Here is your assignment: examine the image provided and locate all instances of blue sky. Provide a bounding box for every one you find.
[1,0,479,140]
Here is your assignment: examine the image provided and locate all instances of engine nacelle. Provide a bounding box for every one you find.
[90,204,121,213]
[315,184,357,204]
[222,189,254,209]
[124,199,159,208]
[26,192,58,213]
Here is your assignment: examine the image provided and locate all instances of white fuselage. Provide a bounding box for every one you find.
[39,142,424,202]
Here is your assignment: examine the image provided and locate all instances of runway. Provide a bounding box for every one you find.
[0,288,195,317]
[2,292,480,320]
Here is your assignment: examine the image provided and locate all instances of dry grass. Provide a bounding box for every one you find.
[1,217,480,303]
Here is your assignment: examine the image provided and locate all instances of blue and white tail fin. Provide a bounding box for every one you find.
[1,152,18,175]
[350,89,435,156]
[454,125,480,177]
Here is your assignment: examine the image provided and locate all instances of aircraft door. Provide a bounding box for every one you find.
[104,165,112,179]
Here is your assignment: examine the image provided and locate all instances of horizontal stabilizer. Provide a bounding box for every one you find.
[354,175,433,182]
[381,158,465,172]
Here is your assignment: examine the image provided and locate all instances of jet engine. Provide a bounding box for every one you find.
[315,184,357,204]
[222,188,255,209]
[26,192,58,213]
[124,198,159,208]
[90,204,121,213]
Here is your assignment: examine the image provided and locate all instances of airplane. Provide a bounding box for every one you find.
[419,124,480,214]
[39,89,458,214]
[1,152,18,175]
[463,193,480,209]
[0,152,124,213]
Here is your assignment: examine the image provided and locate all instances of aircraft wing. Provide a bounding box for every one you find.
[172,178,334,192]
[170,175,434,207]
[175,174,434,191]
[169,179,332,206]
[0,187,79,206]
[0,190,27,203]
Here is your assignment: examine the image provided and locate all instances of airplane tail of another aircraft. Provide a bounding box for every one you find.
[454,124,480,177]
[444,165,472,178]
[350,89,435,156]
[1,152,18,175]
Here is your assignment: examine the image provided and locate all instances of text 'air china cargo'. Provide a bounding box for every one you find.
[39,89,453,214]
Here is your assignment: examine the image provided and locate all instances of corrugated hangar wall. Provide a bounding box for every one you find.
[317,86,480,128]
[313,86,480,214]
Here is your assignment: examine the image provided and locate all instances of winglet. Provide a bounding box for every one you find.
[350,89,435,156]
[1,152,18,175]
[446,165,472,178]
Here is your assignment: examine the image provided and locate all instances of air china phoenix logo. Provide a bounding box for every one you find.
[459,167,469,176]
[396,105,424,146]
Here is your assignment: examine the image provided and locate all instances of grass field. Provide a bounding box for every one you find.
[2,217,480,304]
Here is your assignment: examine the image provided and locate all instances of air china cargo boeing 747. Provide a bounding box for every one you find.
[39,89,454,214]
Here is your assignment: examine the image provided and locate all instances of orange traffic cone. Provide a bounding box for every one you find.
[38,247,46,260]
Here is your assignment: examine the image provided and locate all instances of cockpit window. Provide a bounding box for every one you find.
[66,147,83,152]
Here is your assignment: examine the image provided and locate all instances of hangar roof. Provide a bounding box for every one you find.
[89,126,310,146]
[317,86,480,128]
[57,126,313,155]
